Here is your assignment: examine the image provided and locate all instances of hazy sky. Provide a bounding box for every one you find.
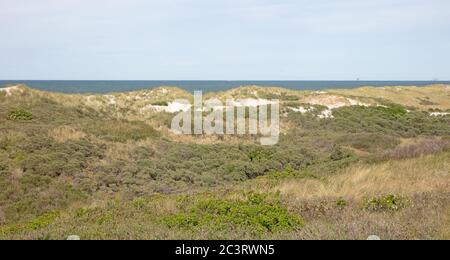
[1,0,450,80]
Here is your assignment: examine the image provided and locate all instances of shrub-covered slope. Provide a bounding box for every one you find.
[0,84,449,239]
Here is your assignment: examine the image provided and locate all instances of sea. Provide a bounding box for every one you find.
[0,80,448,94]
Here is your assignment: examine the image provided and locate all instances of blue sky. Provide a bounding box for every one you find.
[1,0,449,80]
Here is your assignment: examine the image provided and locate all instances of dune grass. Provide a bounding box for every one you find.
[276,152,450,200]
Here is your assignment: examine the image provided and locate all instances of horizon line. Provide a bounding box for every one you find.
[1,79,449,82]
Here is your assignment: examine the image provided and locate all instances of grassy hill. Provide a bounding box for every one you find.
[0,84,449,240]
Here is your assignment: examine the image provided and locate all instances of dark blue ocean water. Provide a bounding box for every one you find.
[0,80,448,94]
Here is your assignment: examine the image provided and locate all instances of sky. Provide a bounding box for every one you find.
[1,0,450,80]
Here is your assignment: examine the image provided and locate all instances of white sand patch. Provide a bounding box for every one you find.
[104,95,117,105]
[347,98,370,107]
[290,106,313,114]
[318,109,334,119]
[141,98,277,114]
[251,90,259,98]
[166,102,192,113]
[289,106,333,118]
[84,95,104,107]
[291,95,370,119]
[142,101,192,113]
[303,95,349,109]
[303,95,370,109]
[0,86,22,96]
[430,112,450,117]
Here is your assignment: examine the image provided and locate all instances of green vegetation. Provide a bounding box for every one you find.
[8,109,33,121]
[0,84,449,240]
[84,120,159,142]
[287,105,450,138]
[0,211,60,235]
[163,193,304,234]
[151,101,169,106]
[363,194,407,212]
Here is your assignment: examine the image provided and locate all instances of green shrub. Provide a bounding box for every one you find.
[330,145,351,160]
[132,198,149,210]
[163,193,304,233]
[151,101,169,106]
[8,109,33,121]
[279,94,300,101]
[20,139,102,177]
[75,208,93,218]
[287,105,450,138]
[64,185,89,201]
[330,106,450,137]
[248,147,274,162]
[336,198,348,208]
[97,213,113,225]
[364,194,406,212]
[381,104,408,116]
[265,167,318,182]
[25,211,60,230]
[0,211,59,235]
[0,163,7,172]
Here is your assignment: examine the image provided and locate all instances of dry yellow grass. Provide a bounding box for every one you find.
[399,137,422,147]
[0,130,26,143]
[330,85,450,111]
[102,139,157,162]
[49,126,87,143]
[103,142,135,162]
[10,168,24,181]
[276,152,450,200]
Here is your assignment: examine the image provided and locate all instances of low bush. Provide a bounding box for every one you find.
[163,193,304,233]
[248,147,274,162]
[0,211,59,235]
[330,145,351,160]
[363,194,406,212]
[7,109,33,121]
[20,138,103,177]
[288,105,450,138]
[330,106,450,137]
[0,163,7,173]
[335,198,348,208]
[151,101,169,106]
[96,213,114,225]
